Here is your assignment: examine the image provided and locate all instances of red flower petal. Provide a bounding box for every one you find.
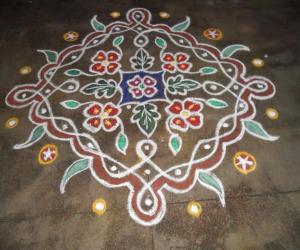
[171,117,187,129]
[176,54,187,62]
[177,63,190,71]
[187,115,202,127]
[107,52,120,62]
[143,77,156,86]
[107,63,119,73]
[104,104,119,116]
[130,88,143,98]
[87,104,102,116]
[87,117,101,128]
[103,118,118,131]
[184,100,202,112]
[163,64,175,72]
[94,51,106,61]
[162,53,174,62]
[91,63,105,73]
[128,77,141,87]
[168,101,183,114]
[144,87,156,96]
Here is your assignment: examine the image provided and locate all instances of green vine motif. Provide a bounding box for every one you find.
[131,103,161,137]
[130,48,154,70]
[80,79,117,99]
[64,69,97,77]
[167,75,201,95]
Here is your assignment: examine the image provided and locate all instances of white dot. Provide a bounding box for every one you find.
[233,85,239,90]
[190,204,199,213]
[239,103,245,108]
[222,123,229,128]
[202,52,208,57]
[227,68,232,72]
[126,105,131,109]
[179,39,184,43]
[210,85,217,90]
[138,39,143,43]
[264,54,268,58]
[21,93,27,98]
[175,169,182,176]
[95,203,104,211]
[93,40,99,44]
[62,124,68,130]
[257,84,264,89]
[87,143,94,148]
[45,89,51,94]
[67,85,75,90]
[41,108,47,114]
[204,144,211,150]
[71,55,77,59]
[137,27,143,31]
[145,198,152,206]
[144,169,151,175]
[144,145,150,150]
[110,165,117,171]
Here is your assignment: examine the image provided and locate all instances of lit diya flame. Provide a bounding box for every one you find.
[92,198,107,216]
[187,201,203,218]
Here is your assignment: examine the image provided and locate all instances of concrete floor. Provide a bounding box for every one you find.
[1,0,300,249]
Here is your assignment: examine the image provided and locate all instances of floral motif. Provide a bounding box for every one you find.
[128,76,158,99]
[162,52,192,73]
[83,102,120,133]
[166,99,203,132]
[89,50,121,75]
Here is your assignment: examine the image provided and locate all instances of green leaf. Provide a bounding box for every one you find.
[171,16,191,32]
[243,120,279,141]
[91,15,105,31]
[116,132,128,154]
[199,67,218,75]
[169,134,182,156]
[130,48,154,70]
[198,171,225,207]
[14,125,45,149]
[113,36,124,46]
[80,80,116,98]
[64,69,82,76]
[222,44,250,57]
[155,37,167,48]
[38,50,58,63]
[167,75,201,95]
[131,103,161,136]
[60,159,90,193]
[206,98,228,109]
[60,100,80,109]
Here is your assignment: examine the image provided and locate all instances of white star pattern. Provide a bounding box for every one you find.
[208,30,217,38]
[66,33,76,40]
[42,147,55,161]
[236,156,253,170]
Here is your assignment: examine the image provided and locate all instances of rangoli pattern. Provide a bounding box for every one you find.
[6,8,278,226]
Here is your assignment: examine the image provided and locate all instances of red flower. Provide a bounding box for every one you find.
[127,75,158,99]
[162,53,192,73]
[166,99,203,132]
[90,51,121,75]
[83,102,120,132]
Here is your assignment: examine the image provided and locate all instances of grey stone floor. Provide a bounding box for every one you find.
[0,0,300,249]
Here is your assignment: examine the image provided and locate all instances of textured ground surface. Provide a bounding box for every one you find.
[1,0,300,249]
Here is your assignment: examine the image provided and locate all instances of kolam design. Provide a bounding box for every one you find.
[5,8,279,226]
